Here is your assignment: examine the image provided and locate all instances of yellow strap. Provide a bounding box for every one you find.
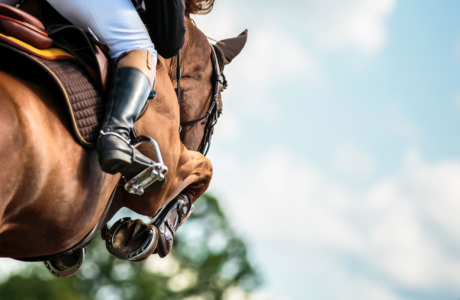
[0,33,74,60]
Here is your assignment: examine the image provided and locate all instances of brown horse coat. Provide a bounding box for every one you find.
[0,18,246,259]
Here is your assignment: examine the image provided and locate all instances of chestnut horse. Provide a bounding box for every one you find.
[0,18,246,259]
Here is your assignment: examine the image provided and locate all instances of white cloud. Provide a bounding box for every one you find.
[208,147,460,299]
[193,0,398,140]
[197,0,397,55]
[213,113,240,142]
[195,1,324,123]
[333,141,375,177]
[221,27,322,120]
[293,0,397,54]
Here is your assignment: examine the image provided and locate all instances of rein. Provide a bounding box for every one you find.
[176,44,223,156]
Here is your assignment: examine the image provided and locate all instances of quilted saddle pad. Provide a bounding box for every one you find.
[0,39,106,148]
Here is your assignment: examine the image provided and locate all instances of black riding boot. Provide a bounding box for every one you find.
[97,67,152,176]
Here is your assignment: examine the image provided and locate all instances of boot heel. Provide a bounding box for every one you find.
[99,150,132,174]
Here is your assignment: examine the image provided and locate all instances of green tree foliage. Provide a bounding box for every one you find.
[0,194,261,300]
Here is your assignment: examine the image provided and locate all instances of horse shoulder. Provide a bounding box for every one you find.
[0,71,115,257]
[0,72,29,221]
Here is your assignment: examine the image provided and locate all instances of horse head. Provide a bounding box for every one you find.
[174,19,248,152]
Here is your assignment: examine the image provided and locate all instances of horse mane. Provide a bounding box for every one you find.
[185,0,215,16]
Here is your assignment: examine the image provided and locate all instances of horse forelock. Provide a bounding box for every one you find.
[185,0,215,16]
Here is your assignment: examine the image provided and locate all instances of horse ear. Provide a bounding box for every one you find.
[214,29,248,66]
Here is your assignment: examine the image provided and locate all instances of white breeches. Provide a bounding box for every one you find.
[46,0,157,60]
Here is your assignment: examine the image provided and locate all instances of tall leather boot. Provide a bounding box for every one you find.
[97,66,153,176]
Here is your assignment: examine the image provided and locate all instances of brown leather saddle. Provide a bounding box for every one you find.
[0,2,111,148]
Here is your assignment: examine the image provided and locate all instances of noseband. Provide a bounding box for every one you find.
[175,44,224,156]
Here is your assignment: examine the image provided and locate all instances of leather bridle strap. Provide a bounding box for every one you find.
[179,113,207,126]
[179,44,222,156]
[196,45,222,155]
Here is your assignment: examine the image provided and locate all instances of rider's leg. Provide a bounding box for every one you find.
[46,0,155,59]
[118,49,155,87]
[97,49,156,175]
[46,0,158,176]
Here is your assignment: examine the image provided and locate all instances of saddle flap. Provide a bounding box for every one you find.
[0,42,107,148]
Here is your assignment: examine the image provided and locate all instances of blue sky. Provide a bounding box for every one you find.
[195,0,460,299]
[1,1,459,300]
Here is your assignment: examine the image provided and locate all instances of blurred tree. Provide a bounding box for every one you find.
[0,194,261,300]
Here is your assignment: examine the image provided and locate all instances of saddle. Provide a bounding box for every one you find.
[0,2,110,148]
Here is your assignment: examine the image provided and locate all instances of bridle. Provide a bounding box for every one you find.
[175,44,224,156]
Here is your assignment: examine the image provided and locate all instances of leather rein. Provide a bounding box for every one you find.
[176,44,223,156]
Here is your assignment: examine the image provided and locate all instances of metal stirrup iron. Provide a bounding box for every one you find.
[124,135,168,195]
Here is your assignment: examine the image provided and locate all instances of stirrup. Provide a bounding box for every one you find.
[124,135,168,195]
[43,247,86,278]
